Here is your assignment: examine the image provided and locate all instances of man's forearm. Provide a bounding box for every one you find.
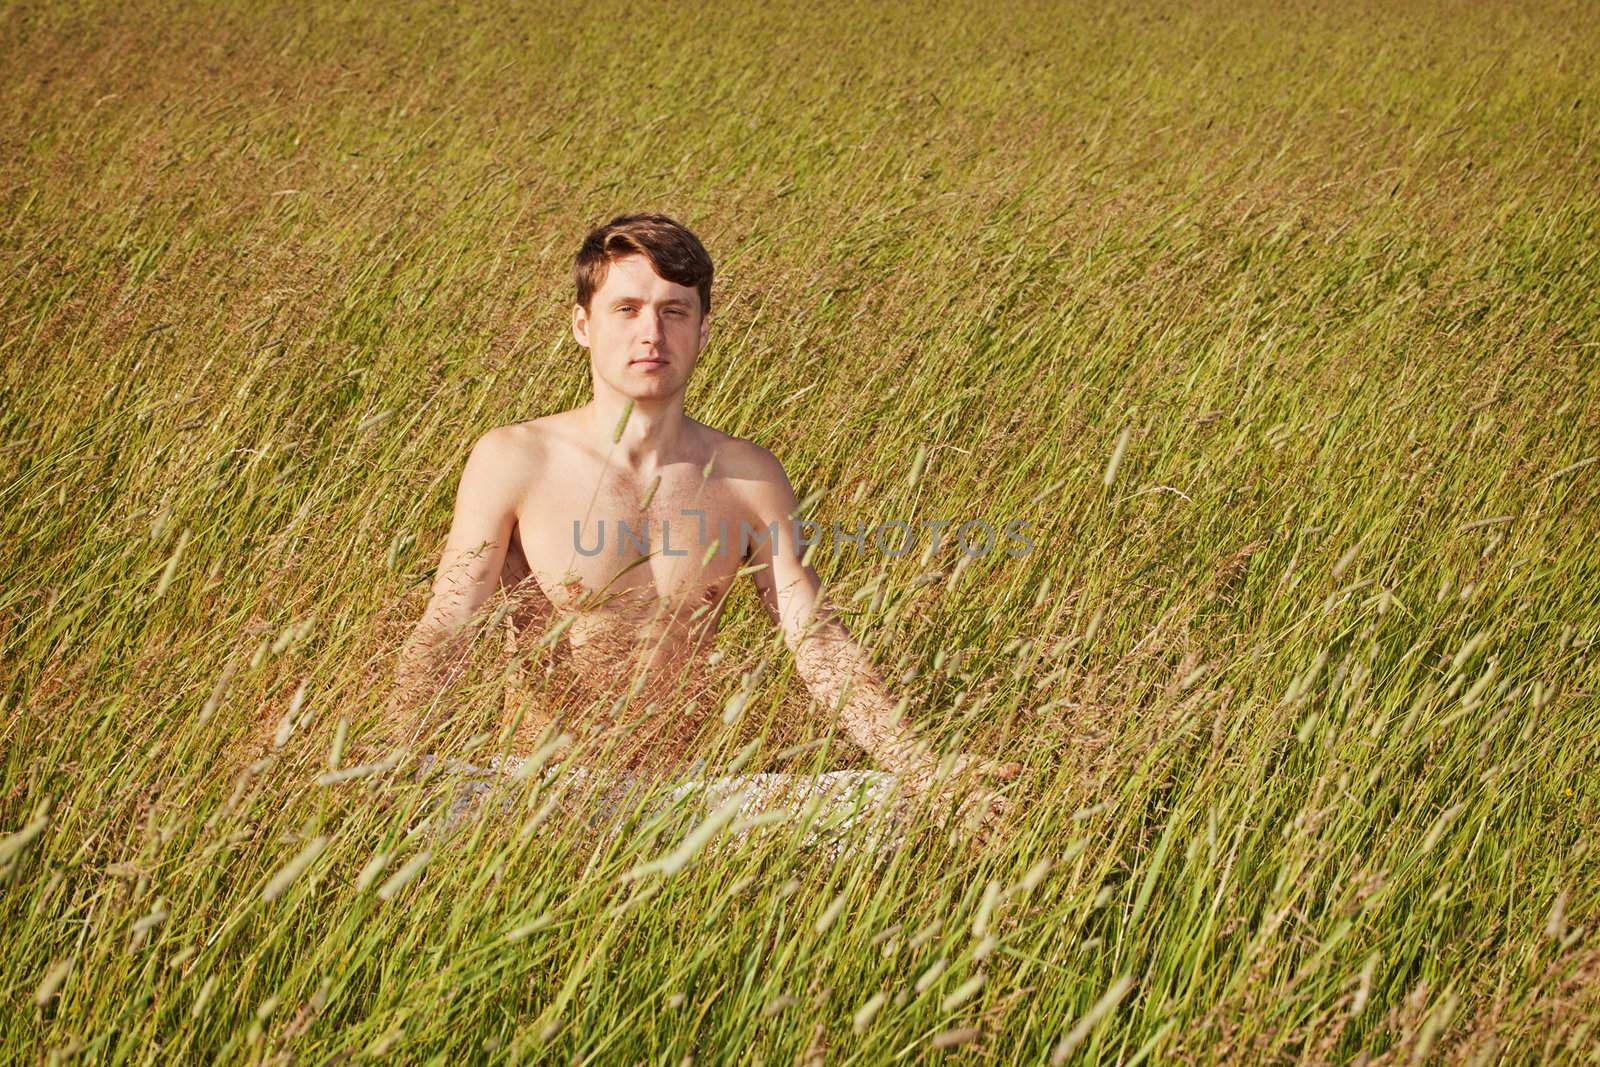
[791,616,936,779]
[382,616,473,735]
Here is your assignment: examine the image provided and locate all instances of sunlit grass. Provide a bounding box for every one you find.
[2,0,1599,1062]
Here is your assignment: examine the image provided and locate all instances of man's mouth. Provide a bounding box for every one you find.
[630,356,669,368]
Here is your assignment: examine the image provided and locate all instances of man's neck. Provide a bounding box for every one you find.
[583,387,691,475]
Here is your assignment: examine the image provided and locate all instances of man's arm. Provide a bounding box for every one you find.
[738,447,945,785]
[380,427,529,741]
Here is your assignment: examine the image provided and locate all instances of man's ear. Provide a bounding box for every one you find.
[697,309,711,350]
[572,303,591,348]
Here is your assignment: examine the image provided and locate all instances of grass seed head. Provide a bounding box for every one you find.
[852,991,888,1033]
[506,912,554,942]
[941,972,986,1012]
[1084,607,1105,644]
[915,957,948,993]
[35,957,75,1008]
[376,850,432,900]
[1103,426,1131,487]
[262,836,329,902]
[762,994,799,1017]
[909,919,942,949]
[1545,890,1568,940]
[932,1026,981,1049]
[1050,975,1134,1065]
[972,879,1001,939]
[1449,630,1488,674]
[814,891,848,935]
[1013,857,1053,898]
[192,975,220,1020]
[327,717,348,770]
[1,797,53,864]
[367,1028,402,1057]
[355,851,392,892]
[1353,951,1380,1016]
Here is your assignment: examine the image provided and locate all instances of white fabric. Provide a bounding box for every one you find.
[422,755,907,859]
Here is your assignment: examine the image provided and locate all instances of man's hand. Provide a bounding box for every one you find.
[904,754,1023,844]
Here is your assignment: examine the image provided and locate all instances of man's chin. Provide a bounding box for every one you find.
[615,379,685,402]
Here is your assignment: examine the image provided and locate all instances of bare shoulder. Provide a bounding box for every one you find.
[463,419,559,493]
[471,420,542,464]
[689,424,801,532]
[691,421,791,487]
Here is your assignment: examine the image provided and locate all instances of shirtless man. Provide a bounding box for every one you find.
[381,213,1019,834]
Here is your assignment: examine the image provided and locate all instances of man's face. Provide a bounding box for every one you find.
[573,254,710,402]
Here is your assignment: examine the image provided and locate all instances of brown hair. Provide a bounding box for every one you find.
[573,212,713,316]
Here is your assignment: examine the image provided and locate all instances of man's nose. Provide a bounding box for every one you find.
[639,309,663,343]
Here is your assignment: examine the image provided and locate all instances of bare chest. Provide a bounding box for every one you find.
[514,464,754,622]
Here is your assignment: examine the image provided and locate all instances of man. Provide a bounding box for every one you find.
[382,212,1019,837]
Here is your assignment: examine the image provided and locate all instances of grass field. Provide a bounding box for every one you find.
[3,0,1599,1062]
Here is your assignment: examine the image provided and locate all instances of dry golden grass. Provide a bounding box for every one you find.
[2,0,1599,1062]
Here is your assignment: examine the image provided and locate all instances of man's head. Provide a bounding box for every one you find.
[572,213,713,403]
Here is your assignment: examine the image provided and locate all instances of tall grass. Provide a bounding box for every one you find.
[3,0,1598,1061]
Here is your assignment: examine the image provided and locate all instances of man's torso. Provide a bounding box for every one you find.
[488,411,778,751]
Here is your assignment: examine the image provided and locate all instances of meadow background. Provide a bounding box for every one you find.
[3,0,1599,1062]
